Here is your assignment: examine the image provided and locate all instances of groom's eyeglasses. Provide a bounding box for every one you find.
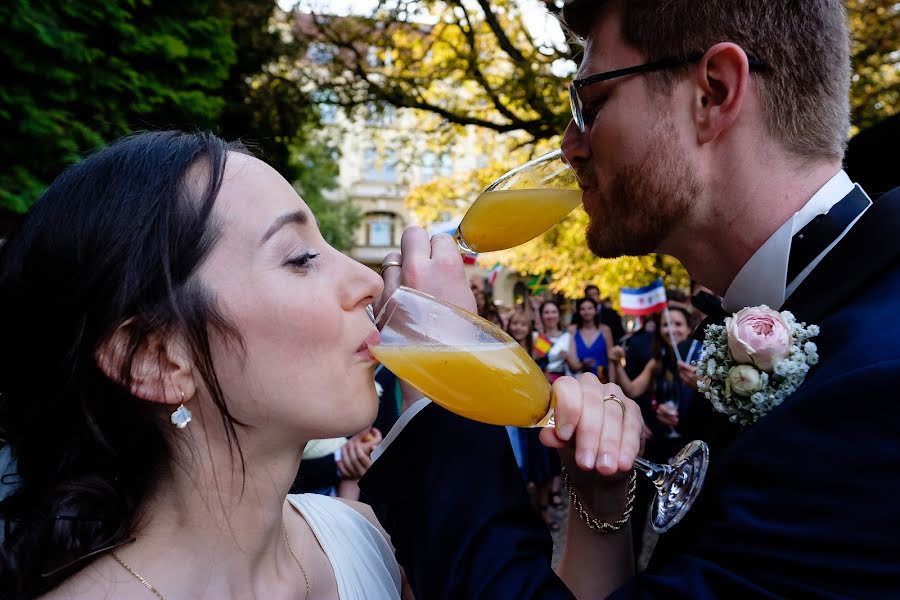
[569,52,769,133]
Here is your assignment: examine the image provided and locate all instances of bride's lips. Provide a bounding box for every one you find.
[355,329,381,362]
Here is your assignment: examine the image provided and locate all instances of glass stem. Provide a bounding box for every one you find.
[633,457,674,489]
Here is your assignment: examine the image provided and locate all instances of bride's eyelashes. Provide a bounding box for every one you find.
[284,251,321,272]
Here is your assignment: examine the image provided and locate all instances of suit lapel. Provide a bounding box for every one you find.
[782,187,900,324]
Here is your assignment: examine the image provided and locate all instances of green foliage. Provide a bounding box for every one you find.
[0,0,235,211]
[291,135,361,251]
[848,0,900,133]
[213,0,317,181]
[209,1,354,247]
[0,1,355,253]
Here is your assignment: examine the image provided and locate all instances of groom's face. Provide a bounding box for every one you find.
[561,7,702,259]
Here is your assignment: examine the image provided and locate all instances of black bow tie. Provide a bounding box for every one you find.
[692,291,728,321]
[691,291,728,341]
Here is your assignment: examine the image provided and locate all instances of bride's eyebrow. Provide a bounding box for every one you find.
[260,210,309,245]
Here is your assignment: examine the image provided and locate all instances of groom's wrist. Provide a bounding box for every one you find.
[562,464,633,523]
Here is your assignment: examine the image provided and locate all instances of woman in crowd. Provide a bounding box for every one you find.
[536,300,570,383]
[566,297,615,382]
[609,305,695,462]
[0,131,404,599]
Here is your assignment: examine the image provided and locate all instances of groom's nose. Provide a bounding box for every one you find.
[561,119,591,167]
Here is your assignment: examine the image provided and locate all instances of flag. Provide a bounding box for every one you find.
[487,262,503,286]
[527,272,550,295]
[619,279,667,316]
[532,333,553,359]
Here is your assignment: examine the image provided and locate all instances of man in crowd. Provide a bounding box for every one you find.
[361,0,900,597]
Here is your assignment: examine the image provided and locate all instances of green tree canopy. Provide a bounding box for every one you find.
[0,0,235,212]
[0,0,358,249]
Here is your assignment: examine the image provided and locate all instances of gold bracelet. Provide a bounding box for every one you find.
[561,467,637,534]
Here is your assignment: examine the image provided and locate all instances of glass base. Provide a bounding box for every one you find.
[649,439,709,533]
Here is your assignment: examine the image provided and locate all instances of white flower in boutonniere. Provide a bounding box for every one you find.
[696,306,820,426]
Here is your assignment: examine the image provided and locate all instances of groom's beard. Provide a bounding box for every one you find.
[584,117,702,258]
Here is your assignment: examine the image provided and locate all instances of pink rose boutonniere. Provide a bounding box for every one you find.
[697,306,819,426]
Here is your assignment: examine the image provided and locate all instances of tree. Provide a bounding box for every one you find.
[211,1,359,249]
[848,0,900,133]
[294,0,573,142]
[0,0,358,250]
[214,0,316,181]
[297,0,898,296]
[291,133,362,251]
[0,0,235,212]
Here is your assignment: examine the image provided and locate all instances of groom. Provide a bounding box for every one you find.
[361,0,900,597]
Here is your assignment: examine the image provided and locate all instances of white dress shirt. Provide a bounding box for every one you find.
[722,170,871,312]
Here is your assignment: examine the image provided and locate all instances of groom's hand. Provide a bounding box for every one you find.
[539,375,645,519]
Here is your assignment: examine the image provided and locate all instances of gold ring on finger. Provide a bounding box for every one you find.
[603,394,626,415]
[380,259,402,275]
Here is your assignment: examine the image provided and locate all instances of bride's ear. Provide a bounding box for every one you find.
[95,319,196,406]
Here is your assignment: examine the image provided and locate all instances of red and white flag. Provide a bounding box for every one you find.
[619,279,667,316]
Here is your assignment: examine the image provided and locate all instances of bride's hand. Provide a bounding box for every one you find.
[374,226,476,316]
[539,375,645,519]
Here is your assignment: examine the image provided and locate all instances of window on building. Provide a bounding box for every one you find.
[365,213,396,246]
[363,147,397,182]
[422,151,452,182]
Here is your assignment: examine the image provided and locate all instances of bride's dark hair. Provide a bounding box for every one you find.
[0,131,246,598]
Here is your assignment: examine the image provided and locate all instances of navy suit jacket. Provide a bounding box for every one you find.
[361,186,900,599]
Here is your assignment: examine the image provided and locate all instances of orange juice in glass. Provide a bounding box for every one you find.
[455,149,582,253]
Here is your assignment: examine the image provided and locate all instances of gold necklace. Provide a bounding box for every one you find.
[109,525,310,600]
[282,523,311,600]
[109,552,166,600]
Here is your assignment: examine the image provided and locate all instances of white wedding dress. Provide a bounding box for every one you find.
[286,493,401,600]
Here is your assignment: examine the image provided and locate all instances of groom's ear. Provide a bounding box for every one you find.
[691,42,752,145]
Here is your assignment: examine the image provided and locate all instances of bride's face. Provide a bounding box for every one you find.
[196,153,383,441]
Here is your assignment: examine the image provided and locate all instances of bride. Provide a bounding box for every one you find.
[0,131,408,599]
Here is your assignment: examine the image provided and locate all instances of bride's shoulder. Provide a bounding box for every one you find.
[335,498,380,529]
[286,494,378,527]
[286,494,391,546]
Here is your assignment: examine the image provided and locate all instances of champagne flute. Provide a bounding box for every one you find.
[454,149,582,253]
[370,286,709,533]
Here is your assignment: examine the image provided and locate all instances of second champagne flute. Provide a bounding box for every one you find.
[370,286,709,533]
[455,149,582,254]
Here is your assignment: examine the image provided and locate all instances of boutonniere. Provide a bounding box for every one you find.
[696,306,820,426]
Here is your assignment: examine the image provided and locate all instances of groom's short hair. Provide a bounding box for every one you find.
[561,0,851,162]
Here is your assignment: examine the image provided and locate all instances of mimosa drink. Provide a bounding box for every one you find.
[456,188,582,252]
[373,285,710,534]
[369,342,552,427]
